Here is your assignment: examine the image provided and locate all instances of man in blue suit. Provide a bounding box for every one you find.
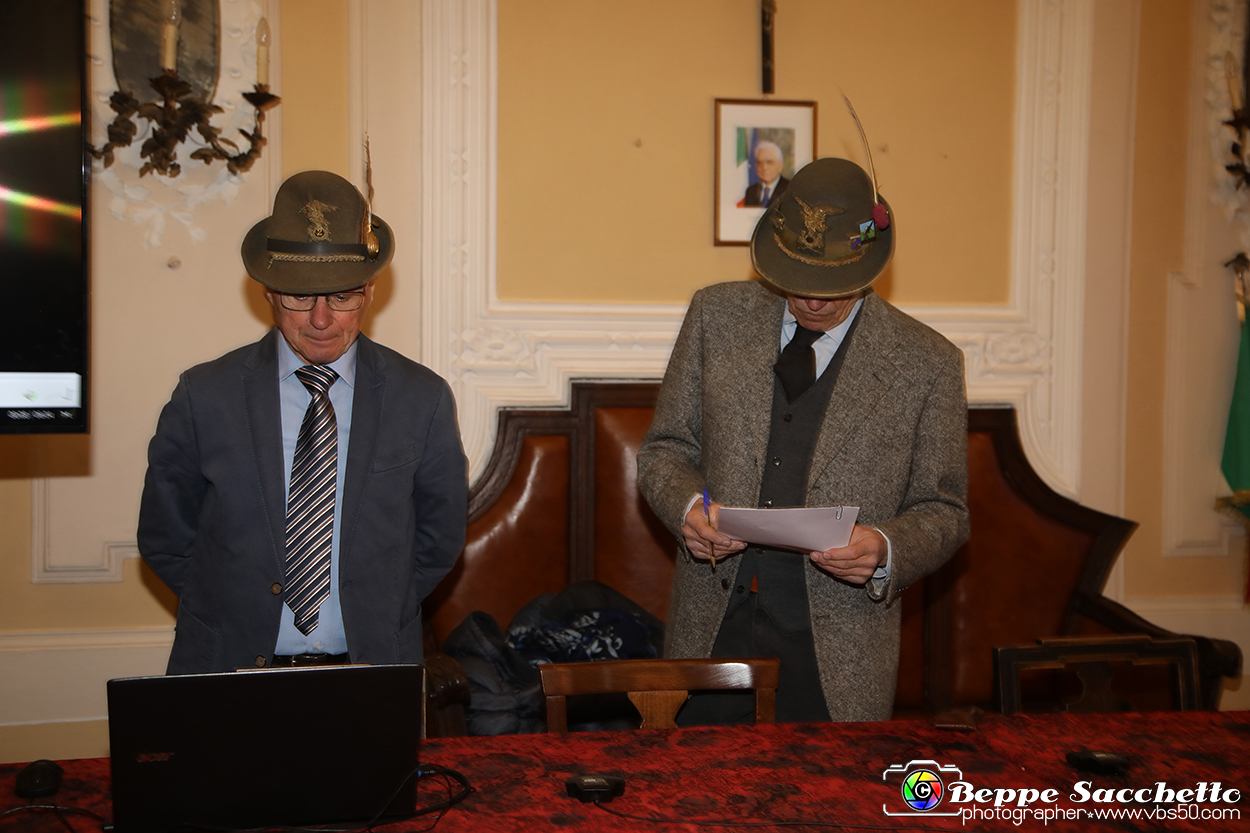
[743,141,789,207]
[139,171,467,675]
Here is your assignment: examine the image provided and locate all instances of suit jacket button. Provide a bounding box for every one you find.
[270,582,282,595]
[254,656,266,667]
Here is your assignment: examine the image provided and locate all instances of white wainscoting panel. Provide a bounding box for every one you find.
[1162,0,1246,558]
[0,629,174,726]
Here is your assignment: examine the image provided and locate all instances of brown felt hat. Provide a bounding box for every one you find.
[750,157,894,299]
[241,170,394,294]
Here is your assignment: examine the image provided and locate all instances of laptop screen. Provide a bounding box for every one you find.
[107,664,423,833]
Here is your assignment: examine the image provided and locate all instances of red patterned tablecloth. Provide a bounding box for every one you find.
[3,711,1248,832]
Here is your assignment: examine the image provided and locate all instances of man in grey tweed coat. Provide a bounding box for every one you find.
[637,158,969,723]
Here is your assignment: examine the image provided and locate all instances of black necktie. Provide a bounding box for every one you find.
[774,325,824,403]
[285,365,338,635]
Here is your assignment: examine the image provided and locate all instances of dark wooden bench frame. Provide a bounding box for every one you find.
[422,381,1242,735]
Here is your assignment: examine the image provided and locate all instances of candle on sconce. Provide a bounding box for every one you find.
[256,17,271,87]
[161,0,181,73]
[1227,52,1243,113]
[1227,52,1247,167]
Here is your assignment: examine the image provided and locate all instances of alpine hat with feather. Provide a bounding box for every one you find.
[241,170,393,294]
[750,156,893,299]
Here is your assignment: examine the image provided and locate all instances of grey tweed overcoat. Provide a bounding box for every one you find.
[637,280,970,721]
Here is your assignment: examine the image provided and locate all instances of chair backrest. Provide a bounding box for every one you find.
[539,657,780,733]
[994,635,1201,714]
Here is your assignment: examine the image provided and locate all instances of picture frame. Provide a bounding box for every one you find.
[714,98,817,246]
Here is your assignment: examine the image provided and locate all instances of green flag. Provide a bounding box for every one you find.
[1220,319,1250,520]
[1219,314,1250,605]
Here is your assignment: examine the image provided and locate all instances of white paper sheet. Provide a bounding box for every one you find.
[715,505,860,553]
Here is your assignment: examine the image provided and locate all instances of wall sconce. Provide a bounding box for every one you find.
[90,0,279,177]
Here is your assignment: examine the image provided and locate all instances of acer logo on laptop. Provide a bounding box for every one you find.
[134,752,174,763]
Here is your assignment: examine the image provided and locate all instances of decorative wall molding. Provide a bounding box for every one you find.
[0,626,175,653]
[931,0,1093,498]
[30,481,140,584]
[420,0,1093,493]
[0,628,174,725]
[1161,0,1245,558]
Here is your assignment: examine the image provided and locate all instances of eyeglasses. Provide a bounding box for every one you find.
[277,290,366,312]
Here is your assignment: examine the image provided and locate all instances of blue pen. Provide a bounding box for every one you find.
[702,488,715,567]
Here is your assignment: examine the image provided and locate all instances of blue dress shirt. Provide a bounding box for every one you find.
[779,296,864,377]
[273,335,357,656]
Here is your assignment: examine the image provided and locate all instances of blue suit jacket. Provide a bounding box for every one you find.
[138,330,468,674]
[743,176,790,207]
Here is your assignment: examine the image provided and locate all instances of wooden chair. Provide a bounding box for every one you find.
[539,657,780,733]
[995,635,1201,714]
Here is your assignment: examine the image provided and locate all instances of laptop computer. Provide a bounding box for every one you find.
[107,663,424,833]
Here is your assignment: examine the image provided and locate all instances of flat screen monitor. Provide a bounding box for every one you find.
[0,0,89,434]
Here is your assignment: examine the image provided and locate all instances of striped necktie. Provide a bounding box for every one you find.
[285,365,339,635]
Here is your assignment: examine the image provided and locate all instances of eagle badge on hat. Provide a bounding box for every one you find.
[241,170,394,295]
[300,200,337,242]
[750,96,894,298]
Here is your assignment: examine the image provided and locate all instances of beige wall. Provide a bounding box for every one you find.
[1122,1,1184,595]
[1122,0,1244,597]
[497,0,1016,306]
[279,0,351,178]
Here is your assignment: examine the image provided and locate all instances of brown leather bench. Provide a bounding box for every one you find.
[423,381,1242,734]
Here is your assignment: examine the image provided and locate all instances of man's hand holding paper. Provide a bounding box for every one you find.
[706,503,885,585]
[808,524,889,586]
[682,501,747,562]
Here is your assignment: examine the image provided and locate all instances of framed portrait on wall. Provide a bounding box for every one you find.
[714,98,817,246]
